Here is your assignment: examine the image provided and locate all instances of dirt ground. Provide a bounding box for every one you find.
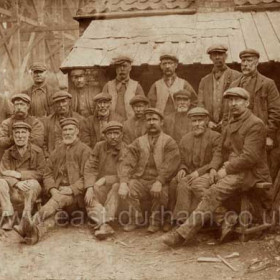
[1,225,280,280]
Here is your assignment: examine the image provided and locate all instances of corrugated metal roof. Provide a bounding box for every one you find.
[77,0,194,15]
[61,11,280,71]
[234,0,280,5]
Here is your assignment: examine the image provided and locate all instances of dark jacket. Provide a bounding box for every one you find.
[0,115,44,149]
[179,128,222,176]
[198,66,241,123]
[230,71,280,139]
[43,139,91,196]
[81,111,123,149]
[0,143,45,186]
[123,117,146,144]
[212,109,271,189]
[84,140,128,189]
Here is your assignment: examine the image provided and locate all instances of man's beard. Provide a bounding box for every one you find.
[63,135,77,145]
[14,112,27,119]
[177,107,189,113]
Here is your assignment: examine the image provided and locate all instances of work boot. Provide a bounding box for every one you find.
[147,224,160,233]
[162,221,173,232]
[1,216,14,231]
[13,224,25,238]
[95,223,115,240]
[162,230,185,247]
[219,212,238,243]
[22,216,39,245]
[123,223,137,232]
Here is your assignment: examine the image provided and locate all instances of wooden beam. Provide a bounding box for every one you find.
[45,39,58,71]
[0,7,12,17]
[0,24,20,48]
[21,24,78,32]
[235,3,280,12]
[0,25,15,69]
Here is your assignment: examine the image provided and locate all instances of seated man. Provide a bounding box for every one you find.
[42,90,84,157]
[170,107,221,222]
[82,92,122,149]
[123,95,149,144]
[22,118,91,244]
[84,121,128,240]
[163,89,193,143]
[0,122,45,232]
[162,87,271,247]
[0,93,44,150]
[119,108,180,233]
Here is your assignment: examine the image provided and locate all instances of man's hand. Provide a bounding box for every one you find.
[118,182,129,200]
[59,186,73,195]
[2,170,21,179]
[187,171,199,184]
[216,168,227,181]
[93,177,106,190]
[85,187,94,205]
[16,181,30,192]
[266,137,274,150]
[209,168,217,185]
[150,180,162,198]
[50,188,59,196]
[177,169,186,181]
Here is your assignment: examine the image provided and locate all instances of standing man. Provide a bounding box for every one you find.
[22,118,91,244]
[162,87,271,247]
[170,107,221,222]
[198,44,241,129]
[84,121,128,240]
[102,56,144,121]
[82,92,123,149]
[119,108,180,233]
[42,91,85,158]
[163,89,193,143]
[0,122,45,231]
[148,54,197,116]
[23,62,58,117]
[0,94,44,150]
[230,49,280,151]
[123,95,149,144]
[70,68,100,117]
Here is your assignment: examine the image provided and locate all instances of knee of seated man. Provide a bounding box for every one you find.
[52,192,74,208]
[0,179,9,192]
[25,179,41,192]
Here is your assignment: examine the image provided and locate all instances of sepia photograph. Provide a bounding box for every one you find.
[0,0,280,279]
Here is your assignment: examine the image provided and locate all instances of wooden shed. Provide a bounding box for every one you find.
[60,0,280,94]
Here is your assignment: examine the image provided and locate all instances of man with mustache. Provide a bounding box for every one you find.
[148,54,197,115]
[82,92,123,149]
[119,108,180,233]
[42,90,85,158]
[170,107,221,223]
[84,121,128,240]
[102,56,144,121]
[69,68,101,117]
[163,89,193,143]
[229,49,280,160]
[0,122,45,231]
[162,87,271,247]
[0,94,44,150]
[22,118,91,244]
[123,95,149,144]
[23,63,58,117]
[198,44,241,130]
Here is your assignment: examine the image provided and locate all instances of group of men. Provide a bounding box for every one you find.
[0,43,279,248]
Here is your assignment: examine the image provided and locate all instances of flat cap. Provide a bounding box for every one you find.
[129,95,150,106]
[93,92,112,102]
[60,117,79,128]
[102,121,123,133]
[12,121,32,131]
[30,62,47,72]
[207,44,228,54]
[11,93,31,104]
[112,55,133,65]
[173,89,191,100]
[187,107,209,118]
[144,108,164,119]
[52,90,72,103]
[160,54,179,63]
[224,87,250,100]
[239,48,260,59]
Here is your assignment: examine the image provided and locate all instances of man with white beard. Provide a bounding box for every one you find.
[21,118,91,244]
[163,89,193,143]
